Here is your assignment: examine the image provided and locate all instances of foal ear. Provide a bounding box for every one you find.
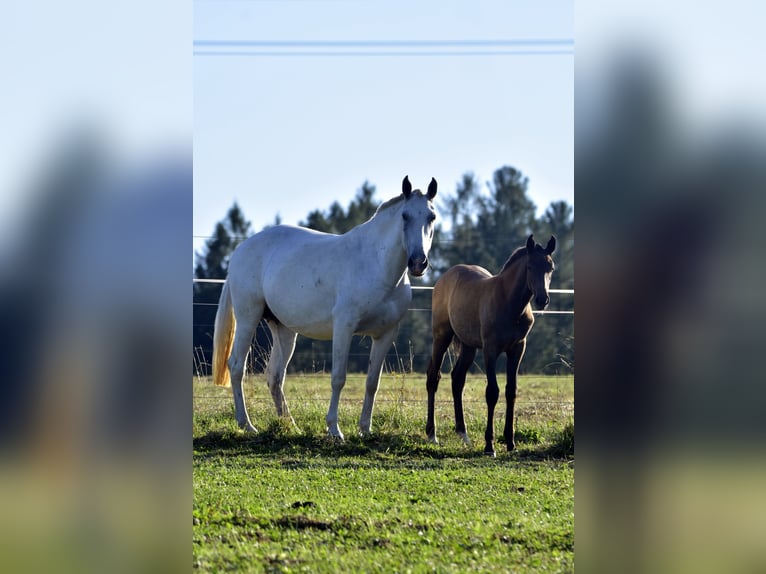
[545,235,557,255]
[526,234,536,253]
[402,175,412,199]
[427,177,437,199]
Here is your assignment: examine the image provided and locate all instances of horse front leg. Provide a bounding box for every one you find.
[483,347,500,457]
[326,318,354,441]
[425,366,441,443]
[425,330,452,444]
[451,345,476,447]
[359,326,398,435]
[504,339,526,452]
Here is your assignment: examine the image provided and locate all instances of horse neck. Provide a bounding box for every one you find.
[352,202,408,283]
[498,254,532,315]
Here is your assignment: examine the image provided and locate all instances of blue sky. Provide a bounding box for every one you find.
[193,0,573,251]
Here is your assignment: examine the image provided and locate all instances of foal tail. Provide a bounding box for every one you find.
[212,280,235,387]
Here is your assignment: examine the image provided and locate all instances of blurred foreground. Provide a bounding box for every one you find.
[576,2,766,572]
[0,1,190,573]
[0,134,190,574]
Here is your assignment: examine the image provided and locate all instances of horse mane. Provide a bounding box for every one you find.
[500,245,528,273]
[374,194,405,215]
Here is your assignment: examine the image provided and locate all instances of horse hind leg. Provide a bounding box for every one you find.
[503,339,526,452]
[265,321,299,430]
[228,309,262,433]
[451,344,477,447]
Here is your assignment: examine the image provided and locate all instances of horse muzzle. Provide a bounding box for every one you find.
[408,254,429,277]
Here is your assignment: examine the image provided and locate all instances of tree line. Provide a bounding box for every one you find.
[194,165,573,376]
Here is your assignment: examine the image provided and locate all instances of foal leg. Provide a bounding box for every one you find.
[483,347,501,457]
[228,312,261,433]
[503,339,526,452]
[265,321,299,428]
[451,345,477,446]
[325,317,354,440]
[425,329,453,443]
[359,326,398,435]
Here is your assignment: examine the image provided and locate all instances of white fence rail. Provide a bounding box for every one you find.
[193,278,574,314]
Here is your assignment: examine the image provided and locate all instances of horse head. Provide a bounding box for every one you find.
[525,234,556,310]
[400,175,437,276]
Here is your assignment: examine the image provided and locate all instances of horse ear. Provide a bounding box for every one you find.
[427,177,437,199]
[402,175,412,199]
[526,234,535,253]
[545,235,556,255]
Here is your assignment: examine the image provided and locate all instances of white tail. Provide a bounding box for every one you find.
[212,281,235,387]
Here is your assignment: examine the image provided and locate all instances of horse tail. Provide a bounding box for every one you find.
[212,280,235,387]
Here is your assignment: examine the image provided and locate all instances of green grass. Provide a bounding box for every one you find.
[193,373,574,573]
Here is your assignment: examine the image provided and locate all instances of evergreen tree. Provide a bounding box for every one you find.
[435,166,537,277]
[301,181,378,233]
[526,200,575,374]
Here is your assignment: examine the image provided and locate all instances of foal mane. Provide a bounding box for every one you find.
[500,246,528,273]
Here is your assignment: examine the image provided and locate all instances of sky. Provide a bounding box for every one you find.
[193,0,574,253]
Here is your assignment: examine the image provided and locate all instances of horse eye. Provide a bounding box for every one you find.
[428,213,436,223]
[402,213,410,222]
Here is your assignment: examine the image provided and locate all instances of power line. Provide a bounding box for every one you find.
[194,39,573,48]
[196,50,573,57]
[194,38,574,57]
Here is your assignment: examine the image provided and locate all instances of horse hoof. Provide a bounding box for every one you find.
[484,450,496,458]
[427,434,439,445]
[237,420,259,434]
[456,431,472,447]
[326,429,345,442]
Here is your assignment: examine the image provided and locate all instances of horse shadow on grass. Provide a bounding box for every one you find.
[193,421,573,464]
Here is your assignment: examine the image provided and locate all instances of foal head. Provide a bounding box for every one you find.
[525,234,556,310]
[400,175,437,276]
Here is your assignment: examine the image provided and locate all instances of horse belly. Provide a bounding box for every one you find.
[447,292,485,349]
[436,265,491,349]
[264,288,336,340]
[291,321,335,341]
[449,315,484,349]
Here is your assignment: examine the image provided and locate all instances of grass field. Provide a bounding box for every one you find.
[193,372,574,573]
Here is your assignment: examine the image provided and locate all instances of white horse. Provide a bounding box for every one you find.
[212,176,437,440]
